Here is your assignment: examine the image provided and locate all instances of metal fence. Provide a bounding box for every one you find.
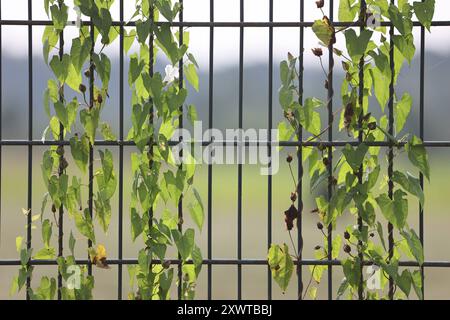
[0,0,450,300]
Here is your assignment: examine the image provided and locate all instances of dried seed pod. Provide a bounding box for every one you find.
[314,245,321,250]
[84,69,91,78]
[368,122,377,131]
[79,83,87,93]
[290,192,298,202]
[312,47,323,57]
[343,244,351,254]
[317,222,324,230]
[284,205,298,231]
[344,231,350,240]
[97,94,103,104]
[344,103,354,129]
[286,154,293,163]
[316,0,325,9]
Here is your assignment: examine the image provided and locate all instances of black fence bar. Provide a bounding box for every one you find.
[177,0,184,300]
[327,0,335,301]
[419,0,426,299]
[117,0,125,300]
[2,258,450,268]
[297,0,304,301]
[237,0,244,300]
[207,0,214,300]
[56,0,65,301]
[387,0,395,300]
[87,16,95,276]
[0,3,2,247]
[267,0,273,301]
[4,140,450,147]
[1,20,450,27]
[25,0,33,301]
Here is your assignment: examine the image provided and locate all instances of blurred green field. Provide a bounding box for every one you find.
[1,146,450,300]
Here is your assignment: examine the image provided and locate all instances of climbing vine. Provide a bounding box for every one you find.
[124,0,202,300]
[9,0,203,300]
[269,0,434,300]
[11,0,119,299]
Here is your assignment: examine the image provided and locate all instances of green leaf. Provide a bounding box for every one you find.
[406,135,430,181]
[401,228,424,265]
[392,171,424,206]
[393,34,415,65]
[42,26,59,65]
[188,188,204,231]
[92,53,111,89]
[74,209,95,243]
[342,143,369,171]
[50,54,70,83]
[268,244,294,293]
[388,4,413,36]
[342,258,361,288]
[339,0,359,22]
[370,66,390,112]
[397,269,412,296]
[154,24,182,65]
[376,190,408,230]
[15,237,23,253]
[395,92,413,133]
[413,0,435,31]
[312,18,335,46]
[299,98,322,136]
[100,122,117,141]
[80,107,100,145]
[345,29,373,62]
[93,8,113,44]
[70,134,90,173]
[411,270,423,300]
[185,63,199,91]
[124,29,136,54]
[50,3,68,31]
[172,228,195,261]
[34,247,56,260]
[69,231,76,256]
[187,104,198,125]
[42,219,52,248]
[130,207,143,241]
[70,37,92,73]
[128,55,145,87]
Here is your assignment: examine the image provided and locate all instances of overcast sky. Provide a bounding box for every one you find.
[1,0,449,69]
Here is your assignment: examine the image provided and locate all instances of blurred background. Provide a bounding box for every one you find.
[1,0,450,300]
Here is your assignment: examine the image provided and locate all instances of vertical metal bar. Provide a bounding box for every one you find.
[177,0,184,300]
[357,0,367,300]
[297,0,304,300]
[87,17,95,276]
[267,0,273,301]
[419,0,426,299]
[56,0,65,300]
[0,2,2,249]
[207,0,214,300]
[237,0,244,300]
[26,0,33,300]
[148,3,155,298]
[327,0,334,301]
[387,0,395,300]
[118,0,124,300]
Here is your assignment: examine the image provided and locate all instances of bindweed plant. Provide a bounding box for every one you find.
[11,0,203,300]
[124,0,202,300]
[269,0,434,300]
